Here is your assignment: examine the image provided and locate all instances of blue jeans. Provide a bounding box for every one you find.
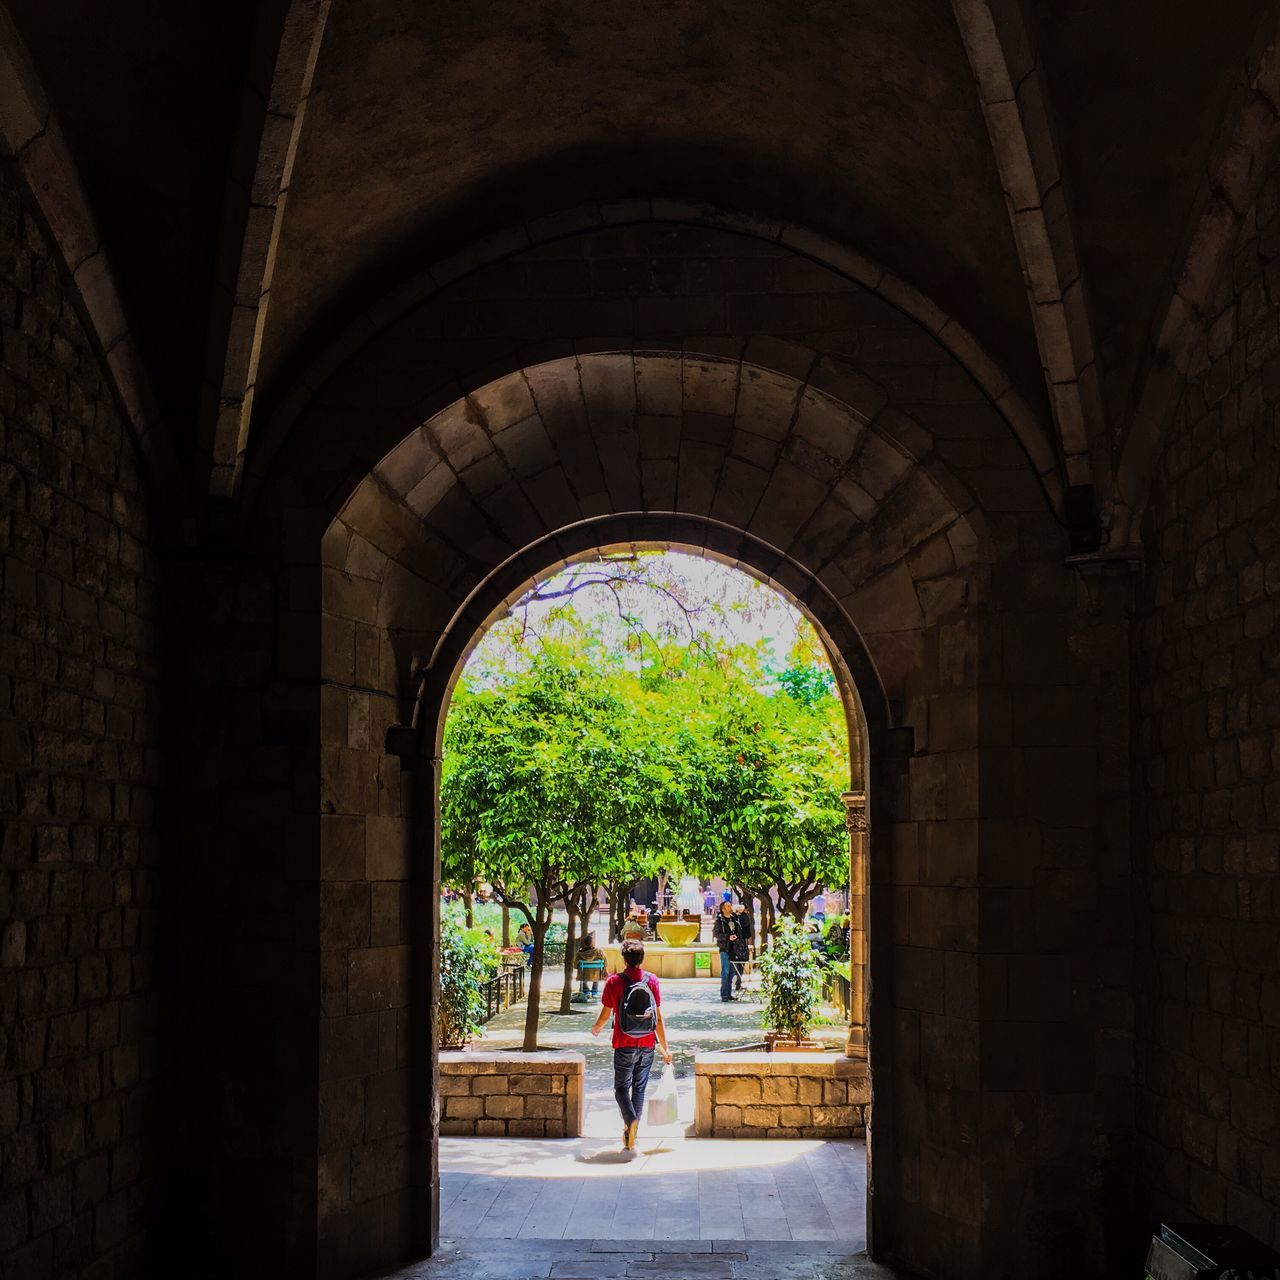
[719,950,734,999]
[613,1046,655,1126]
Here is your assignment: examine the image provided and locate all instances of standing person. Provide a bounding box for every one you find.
[731,903,754,993]
[590,939,672,1150]
[712,900,739,1002]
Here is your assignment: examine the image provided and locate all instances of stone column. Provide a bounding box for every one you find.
[842,790,868,1059]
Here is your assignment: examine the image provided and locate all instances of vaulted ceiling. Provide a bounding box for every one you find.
[4,0,1272,509]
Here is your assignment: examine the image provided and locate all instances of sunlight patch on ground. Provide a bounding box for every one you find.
[440,1133,835,1179]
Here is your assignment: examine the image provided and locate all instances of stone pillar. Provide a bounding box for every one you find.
[841,790,868,1059]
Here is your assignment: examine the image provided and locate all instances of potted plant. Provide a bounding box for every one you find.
[757,916,826,1052]
[439,909,495,1050]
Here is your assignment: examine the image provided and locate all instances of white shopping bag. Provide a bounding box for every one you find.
[646,1063,679,1126]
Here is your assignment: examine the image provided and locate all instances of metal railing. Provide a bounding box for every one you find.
[481,965,526,1023]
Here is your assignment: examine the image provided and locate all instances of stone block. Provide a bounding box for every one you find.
[524,1096,563,1120]
[714,1104,742,1129]
[510,1075,552,1094]
[715,1077,761,1105]
[797,1078,823,1105]
[762,1076,797,1105]
[484,1095,524,1119]
[445,1096,483,1120]
[742,1105,779,1128]
[779,1106,812,1128]
[474,1120,505,1136]
[812,1105,860,1129]
[438,1076,471,1097]
[506,1119,545,1137]
[472,1077,509,1095]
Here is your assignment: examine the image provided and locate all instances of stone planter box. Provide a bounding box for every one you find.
[439,1051,585,1137]
[599,942,721,978]
[694,1051,869,1139]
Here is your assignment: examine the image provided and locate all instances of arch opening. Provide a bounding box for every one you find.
[429,547,872,1224]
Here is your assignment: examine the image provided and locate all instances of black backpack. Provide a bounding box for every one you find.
[618,972,657,1037]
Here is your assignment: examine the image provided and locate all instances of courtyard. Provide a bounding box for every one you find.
[438,978,865,1248]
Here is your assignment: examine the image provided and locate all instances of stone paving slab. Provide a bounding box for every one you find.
[377,1238,908,1280]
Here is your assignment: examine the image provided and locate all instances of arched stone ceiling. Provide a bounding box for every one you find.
[1026,0,1271,423]
[5,0,1274,505]
[259,0,1039,403]
[4,0,258,434]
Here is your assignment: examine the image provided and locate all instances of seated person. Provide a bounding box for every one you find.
[576,932,605,996]
[621,914,647,941]
[515,921,535,967]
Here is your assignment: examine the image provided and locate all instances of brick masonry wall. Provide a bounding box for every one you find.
[694,1055,869,1139]
[1133,147,1280,1250]
[438,1053,584,1138]
[0,165,170,1277]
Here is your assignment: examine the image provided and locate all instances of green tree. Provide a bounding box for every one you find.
[441,551,852,1043]
[441,645,675,1047]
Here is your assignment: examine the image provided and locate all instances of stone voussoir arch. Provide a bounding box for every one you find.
[250,203,1061,515]
[318,352,994,724]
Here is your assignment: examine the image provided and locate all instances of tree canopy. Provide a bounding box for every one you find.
[439,551,852,1044]
[441,550,851,910]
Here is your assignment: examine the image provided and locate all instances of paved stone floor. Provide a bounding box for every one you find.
[378,1238,895,1280]
[431,978,867,1270]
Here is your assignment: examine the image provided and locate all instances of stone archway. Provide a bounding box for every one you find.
[195,216,1132,1280]
[313,349,990,1273]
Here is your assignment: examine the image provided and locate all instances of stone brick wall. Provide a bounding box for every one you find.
[694,1054,869,1138]
[438,1053,584,1138]
[0,164,170,1277]
[1132,146,1280,1252]
[270,220,1136,1280]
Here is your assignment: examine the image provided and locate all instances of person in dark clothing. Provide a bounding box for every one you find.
[731,903,754,991]
[711,900,739,1001]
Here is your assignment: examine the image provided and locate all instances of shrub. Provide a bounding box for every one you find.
[757,916,824,1043]
[439,905,497,1048]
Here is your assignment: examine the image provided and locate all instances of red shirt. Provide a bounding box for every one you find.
[601,967,661,1049]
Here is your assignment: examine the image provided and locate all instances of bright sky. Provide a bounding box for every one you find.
[463,549,833,680]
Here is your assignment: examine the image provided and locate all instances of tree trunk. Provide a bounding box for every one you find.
[558,886,593,1014]
[522,914,550,1051]
[611,883,627,942]
[463,886,474,929]
[558,901,578,1015]
[501,904,510,948]
[657,869,669,912]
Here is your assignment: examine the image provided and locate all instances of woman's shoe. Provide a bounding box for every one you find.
[624,1120,639,1150]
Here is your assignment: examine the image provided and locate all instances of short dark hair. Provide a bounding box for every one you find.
[620,940,645,967]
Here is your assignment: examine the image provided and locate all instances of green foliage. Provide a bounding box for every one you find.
[776,662,836,707]
[438,550,854,1045]
[439,906,497,1048]
[757,917,825,1042]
